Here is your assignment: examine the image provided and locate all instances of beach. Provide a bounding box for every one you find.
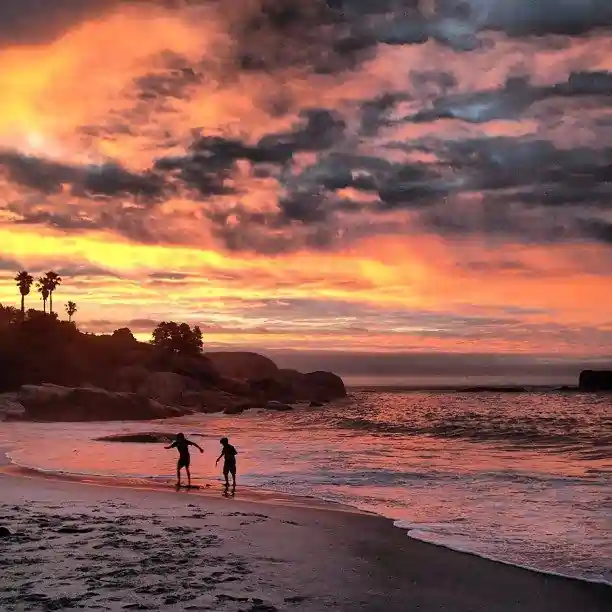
[0,460,609,612]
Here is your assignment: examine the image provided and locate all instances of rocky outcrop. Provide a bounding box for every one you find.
[204,352,279,380]
[248,369,346,403]
[11,384,187,422]
[303,371,346,401]
[181,389,251,414]
[136,371,197,406]
[0,393,25,421]
[579,370,612,391]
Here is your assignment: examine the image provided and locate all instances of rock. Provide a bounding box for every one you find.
[94,433,177,443]
[265,401,293,411]
[0,526,12,537]
[114,365,150,392]
[136,371,197,406]
[17,385,187,421]
[168,354,219,384]
[215,376,253,397]
[248,376,295,403]
[223,401,250,415]
[303,371,346,401]
[309,401,323,407]
[248,369,346,403]
[205,351,279,380]
[579,370,612,391]
[184,389,250,414]
[0,393,25,421]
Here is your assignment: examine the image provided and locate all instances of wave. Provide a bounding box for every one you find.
[397,521,612,588]
[335,416,611,453]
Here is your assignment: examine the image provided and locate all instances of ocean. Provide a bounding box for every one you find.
[1,389,611,585]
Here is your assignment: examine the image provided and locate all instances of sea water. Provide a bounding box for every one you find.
[1,389,611,584]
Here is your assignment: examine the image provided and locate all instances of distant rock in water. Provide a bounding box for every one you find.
[95,432,177,443]
[579,370,612,391]
[265,400,293,411]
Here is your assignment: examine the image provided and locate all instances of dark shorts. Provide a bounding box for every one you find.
[178,456,190,469]
[223,461,236,475]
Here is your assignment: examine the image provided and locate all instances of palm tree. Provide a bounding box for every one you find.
[44,271,62,314]
[14,270,33,319]
[36,276,51,313]
[65,301,77,323]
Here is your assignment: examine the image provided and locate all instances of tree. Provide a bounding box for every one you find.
[0,304,19,327]
[14,270,34,319]
[65,301,77,323]
[150,321,203,356]
[44,271,62,314]
[35,277,51,313]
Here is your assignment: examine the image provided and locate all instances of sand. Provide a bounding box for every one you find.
[0,465,609,612]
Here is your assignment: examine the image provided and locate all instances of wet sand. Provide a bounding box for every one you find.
[0,466,609,611]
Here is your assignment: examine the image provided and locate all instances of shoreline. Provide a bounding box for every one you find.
[2,448,611,591]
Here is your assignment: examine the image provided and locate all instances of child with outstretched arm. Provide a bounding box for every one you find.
[215,437,237,488]
[165,432,203,488]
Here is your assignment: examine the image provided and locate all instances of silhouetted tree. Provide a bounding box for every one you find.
[14,270,33,319]
[151,321,203,356]
[44,271,62,314]
[65,301,77,323]
[0,304,20,327]
[35,277,51,313]
[112,327,137,344]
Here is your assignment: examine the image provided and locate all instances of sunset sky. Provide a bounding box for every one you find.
[0,0,611,373]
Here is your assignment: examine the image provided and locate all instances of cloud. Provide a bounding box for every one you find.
[0,0,119,46]
[0,151,164,198]
[402,71,612,124]
[0,256,22,272]
[336,0,612,49]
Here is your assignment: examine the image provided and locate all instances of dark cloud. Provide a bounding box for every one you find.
[0,257,22,272]
[335,0,612,50]
[0,0,121,46]
[153,109,346,196]
[359,92,410,136]
[0,151,165,199]
[50,264,120,278]
[403,72,612,125]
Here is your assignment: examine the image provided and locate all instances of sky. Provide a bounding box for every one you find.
[0,0,611,373]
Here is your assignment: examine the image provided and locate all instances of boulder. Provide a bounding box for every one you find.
[114,365,150,392]
[16,385,187,421]
[95,432,177,443]
[168,354,219,384]
[265,401,293,411]
[579,370,612,391]
[136,371,197,406]
[214,376,253,397]
[303,371,346,401]
[182,389,251,414]
[0,393,25,421]
[248,376,295,403]
[223,403,248,415]
[204,351,279,380]
[249,369,346,403]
